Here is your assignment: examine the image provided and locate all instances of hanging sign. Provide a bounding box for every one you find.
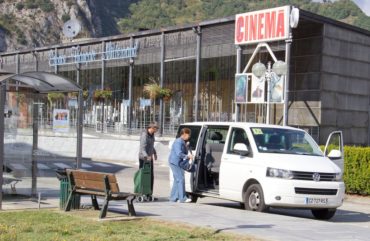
[235,6,290,45]
[49,41,139,66]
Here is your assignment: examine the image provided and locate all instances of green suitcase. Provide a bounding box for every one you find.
[134,162,152,200]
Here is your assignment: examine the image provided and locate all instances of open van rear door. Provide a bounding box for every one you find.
[324,131,344,172]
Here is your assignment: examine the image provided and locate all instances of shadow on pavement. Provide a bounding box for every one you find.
[331,209,370,223]
[202,201,370,223]
[106,207,161,217]
[214,224,274,234]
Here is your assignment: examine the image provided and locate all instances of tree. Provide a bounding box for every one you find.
[118,0,370,33]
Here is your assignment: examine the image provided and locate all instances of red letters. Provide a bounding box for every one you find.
[235,6,289,45]
[236,16,244,43]
[258,13,264,40]
[249,14,257,41]
[265,12,276,39]
[276,10,285,38]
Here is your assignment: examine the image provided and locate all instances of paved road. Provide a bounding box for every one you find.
[3,158,370,241]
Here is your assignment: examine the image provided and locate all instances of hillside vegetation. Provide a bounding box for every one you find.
[118,0,370,33]
[0,0,370,52]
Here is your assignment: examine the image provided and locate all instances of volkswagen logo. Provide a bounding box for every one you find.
[312,173,321,182]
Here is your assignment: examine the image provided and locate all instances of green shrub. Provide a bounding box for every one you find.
[24,0,54,12]
[16,3,24,10]
[62,13,70,23]
[343,146,370,195]
[321,145,370,195]
[25,0,38,9]
[39,0,54,12]
[0,14,15,34]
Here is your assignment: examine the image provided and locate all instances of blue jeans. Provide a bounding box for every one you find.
[169,163,186,202]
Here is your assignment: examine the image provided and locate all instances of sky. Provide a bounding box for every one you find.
[313,0,370,16]
[353,0,370,16]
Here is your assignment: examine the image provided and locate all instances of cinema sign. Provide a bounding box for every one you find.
[235,6,290,45]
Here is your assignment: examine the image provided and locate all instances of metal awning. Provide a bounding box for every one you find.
[0,72,81,93]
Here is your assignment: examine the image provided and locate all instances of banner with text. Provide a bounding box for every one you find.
[235,6,290,45]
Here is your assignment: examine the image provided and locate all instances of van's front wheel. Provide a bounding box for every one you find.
[244,184,268,212]
[311,208,337,220]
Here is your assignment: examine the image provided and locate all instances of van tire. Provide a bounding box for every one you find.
[311,208,336,220]
[244,184,268,212]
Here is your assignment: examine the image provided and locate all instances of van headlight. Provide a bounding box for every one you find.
[334,172,343,181]
[266,167,293,179]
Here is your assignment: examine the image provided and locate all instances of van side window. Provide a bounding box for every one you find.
[227,128,250,154]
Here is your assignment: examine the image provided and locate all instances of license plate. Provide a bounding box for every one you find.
[305,197,328,205]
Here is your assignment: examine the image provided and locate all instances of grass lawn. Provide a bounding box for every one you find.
[0,209,258,241]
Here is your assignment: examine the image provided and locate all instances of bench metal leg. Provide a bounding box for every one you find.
[91,195,100,210]
[65,192,74,211]
[127,197,136,216]
[10,183,17,194]
[99,198,109,219]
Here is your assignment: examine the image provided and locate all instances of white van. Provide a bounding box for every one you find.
[170,122,345,220]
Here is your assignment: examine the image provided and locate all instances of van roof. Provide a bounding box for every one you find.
[180,122,302,131]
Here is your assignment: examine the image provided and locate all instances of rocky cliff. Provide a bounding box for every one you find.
[0,0,135,52]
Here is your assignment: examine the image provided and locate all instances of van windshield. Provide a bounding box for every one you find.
[250,127,323,156]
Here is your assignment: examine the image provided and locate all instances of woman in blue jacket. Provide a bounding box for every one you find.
[168,128,193,203]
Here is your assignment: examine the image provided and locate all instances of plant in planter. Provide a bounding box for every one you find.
[159,87,173,101]
[143,78,161,100]
[48,92,65,103]
[144,77,173,101]
[93,89,112,102]
[15,92,26,104]
[83,90,89,100]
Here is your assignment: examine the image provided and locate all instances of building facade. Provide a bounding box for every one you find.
[1,8,370,145]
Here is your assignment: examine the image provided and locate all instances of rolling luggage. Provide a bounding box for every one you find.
[133,161,153,202]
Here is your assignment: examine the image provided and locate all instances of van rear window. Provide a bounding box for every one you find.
[177,125,202,150]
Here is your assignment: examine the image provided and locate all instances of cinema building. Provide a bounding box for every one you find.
[1,6,370,145]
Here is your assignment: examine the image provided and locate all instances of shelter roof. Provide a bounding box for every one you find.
[0,72,81,93]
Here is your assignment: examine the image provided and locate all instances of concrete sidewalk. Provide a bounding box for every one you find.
[1,160,369,241]
[2,192,370,241]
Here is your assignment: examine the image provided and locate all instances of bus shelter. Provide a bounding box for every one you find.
[0,71,83,209]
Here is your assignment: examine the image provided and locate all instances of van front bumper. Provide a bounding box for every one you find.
[262,178,345,209]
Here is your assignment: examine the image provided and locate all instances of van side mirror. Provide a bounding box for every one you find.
[233,143,249,156]
[328,149,342,160]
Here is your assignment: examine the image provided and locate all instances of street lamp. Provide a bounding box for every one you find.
[252,60,287,124]
[251,62,267,78]
[272,60,287,76]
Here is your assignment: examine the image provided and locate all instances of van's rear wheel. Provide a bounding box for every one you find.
[311,208,336,220]
[244,184,268,212]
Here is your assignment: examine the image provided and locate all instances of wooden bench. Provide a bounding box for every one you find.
[65,169,136,219]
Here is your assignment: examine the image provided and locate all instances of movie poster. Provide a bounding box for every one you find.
[53,109,69,133]
[235,74,249,103]
[251,75,265,103]
[269,73,284,103]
